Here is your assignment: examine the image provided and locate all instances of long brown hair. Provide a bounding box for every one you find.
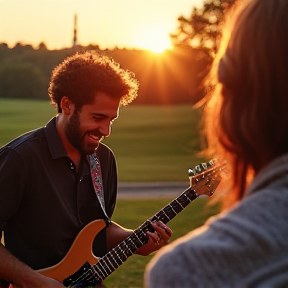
[203,0,288,208]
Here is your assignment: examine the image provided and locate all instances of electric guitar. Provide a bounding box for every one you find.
[19,159,226,287]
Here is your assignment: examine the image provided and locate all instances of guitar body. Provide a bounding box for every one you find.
[38,219,106,282]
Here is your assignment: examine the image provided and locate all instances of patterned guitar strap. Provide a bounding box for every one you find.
[88,152,110,221]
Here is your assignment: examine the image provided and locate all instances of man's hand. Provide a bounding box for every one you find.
[0,244,65,288]
[9,276,64,288]
[136,221,172,256]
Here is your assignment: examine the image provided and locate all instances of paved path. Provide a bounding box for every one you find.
[117,182,189,199]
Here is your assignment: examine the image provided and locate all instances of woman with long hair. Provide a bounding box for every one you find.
[145,0,288,286]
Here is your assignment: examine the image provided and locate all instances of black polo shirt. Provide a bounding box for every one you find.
[0,117,118,269]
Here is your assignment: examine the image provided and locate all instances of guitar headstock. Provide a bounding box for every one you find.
[188,159,226,198]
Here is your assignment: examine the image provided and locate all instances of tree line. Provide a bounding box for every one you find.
[0,44,211,105]
[0,0,235,105]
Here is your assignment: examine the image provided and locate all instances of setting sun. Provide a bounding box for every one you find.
[133,26,172,53]
[0,0,203,50]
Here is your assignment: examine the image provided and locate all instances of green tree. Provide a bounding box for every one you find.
[37,42,48,50]
[170,0,236,58]
[0,62,47,100]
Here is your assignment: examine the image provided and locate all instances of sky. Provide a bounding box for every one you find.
[0,0,204,52]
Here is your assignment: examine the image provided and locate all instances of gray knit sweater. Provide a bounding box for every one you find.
[145,154,288,288]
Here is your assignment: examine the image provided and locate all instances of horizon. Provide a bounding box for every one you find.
[0,0,204,53]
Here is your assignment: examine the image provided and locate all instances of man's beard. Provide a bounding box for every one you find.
[64,111,100,155]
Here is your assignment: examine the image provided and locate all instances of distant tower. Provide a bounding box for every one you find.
[73,14,78,47]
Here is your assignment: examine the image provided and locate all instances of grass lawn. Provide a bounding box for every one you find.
[0,98,206,182]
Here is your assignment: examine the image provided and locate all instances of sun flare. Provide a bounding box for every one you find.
[134,26,172,53]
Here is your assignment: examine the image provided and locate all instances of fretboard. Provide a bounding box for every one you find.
[92,186,198,281]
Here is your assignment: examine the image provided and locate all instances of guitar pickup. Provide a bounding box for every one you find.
[63,261,100,287]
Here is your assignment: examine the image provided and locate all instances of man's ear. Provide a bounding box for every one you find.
[60,96,73,115]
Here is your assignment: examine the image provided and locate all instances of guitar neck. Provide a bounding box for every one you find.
[93,186,198,281]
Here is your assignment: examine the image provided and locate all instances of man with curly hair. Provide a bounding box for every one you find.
[0,51,171,288]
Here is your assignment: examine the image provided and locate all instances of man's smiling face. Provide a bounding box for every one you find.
[65,92,119,155]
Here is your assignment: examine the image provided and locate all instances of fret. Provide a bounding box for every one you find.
[123,241,133,254]
[112,248,124,264]
[176,199,184,209]
[97,259,109,278]
[103,257,114,274]
[119,246,128,259]
[125,235,140,250]
[169,201,181,214]
[157,210,171,222]
[134,232,146,247]
[91,265,103,281]
[117,245,129,261]
[105,251,119,267]
[118,243,132,262]
[101,258,113,274]
[184,192,193,202]
[126,242,136,255]
[92,261,106,280]
[173,200,185,213]
[160,209,171,223]
[105,252,119,268]
[168,203,177,215]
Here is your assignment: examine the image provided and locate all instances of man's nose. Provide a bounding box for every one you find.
[99,122,111,137]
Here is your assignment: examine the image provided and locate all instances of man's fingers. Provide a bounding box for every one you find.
[146,230,161,244]
[157,222,172,236]
[147,221,172,246]
[153,221,172,238]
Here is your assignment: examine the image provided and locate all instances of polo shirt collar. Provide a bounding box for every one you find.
[44,117,68,159]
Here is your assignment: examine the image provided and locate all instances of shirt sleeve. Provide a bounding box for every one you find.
[0,146,26,232]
